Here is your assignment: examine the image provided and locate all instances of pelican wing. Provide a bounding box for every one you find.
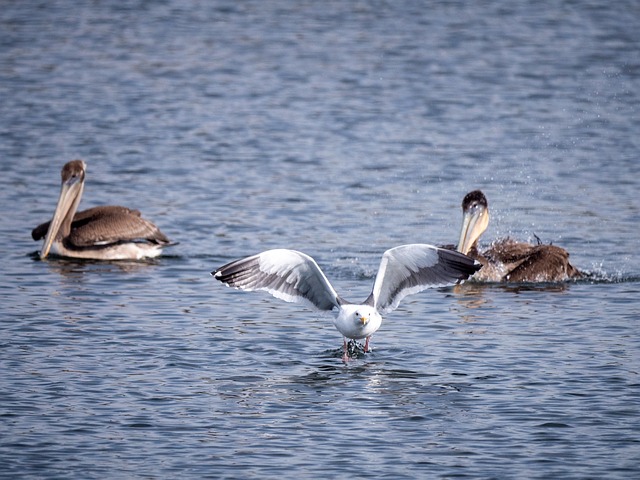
[484,237,534,264]
[31,221,51,241]
[370,244,480,313]
[484,239,582,282]
[66,206,170,246]
[213,249,342,311]
[505,245,582,282]
[33,206,138,241]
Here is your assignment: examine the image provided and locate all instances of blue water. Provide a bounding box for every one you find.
[1,1,639,478]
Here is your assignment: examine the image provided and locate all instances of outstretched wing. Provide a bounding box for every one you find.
[212,249,342,311]
[370,244,480,313]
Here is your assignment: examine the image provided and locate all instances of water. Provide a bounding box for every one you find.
[1,0,639,478]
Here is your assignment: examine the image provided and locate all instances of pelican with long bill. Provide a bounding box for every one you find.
[32,160,174,260]
[455,190,582,282]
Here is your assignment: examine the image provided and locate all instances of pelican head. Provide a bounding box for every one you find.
[456,190,489,256]
[40,160,86,259]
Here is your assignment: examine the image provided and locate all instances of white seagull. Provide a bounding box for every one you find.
[212,244,481,362]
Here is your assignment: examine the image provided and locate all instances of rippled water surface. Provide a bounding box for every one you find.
[1,1,639,478]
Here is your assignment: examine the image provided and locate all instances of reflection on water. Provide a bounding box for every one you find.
[39,256,164,276]
[456,281,570,295]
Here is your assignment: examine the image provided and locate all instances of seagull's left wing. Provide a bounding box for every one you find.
[370,244,481,313]
[213,249,341,312]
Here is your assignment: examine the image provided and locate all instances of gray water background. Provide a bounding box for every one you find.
[0,1,639,478]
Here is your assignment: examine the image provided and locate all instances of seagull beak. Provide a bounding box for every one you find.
[360,316,368,325]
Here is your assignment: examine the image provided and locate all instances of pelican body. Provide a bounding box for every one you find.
[213,245,480,361]
[32,160,173,260]
[456,190,582,282]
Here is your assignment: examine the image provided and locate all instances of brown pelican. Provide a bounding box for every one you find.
[32,160,174,260]
[456,190,582,282]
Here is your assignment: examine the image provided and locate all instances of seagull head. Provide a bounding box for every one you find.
[352,305,381,330]
[334,304,383,340]
[355,310,369,325]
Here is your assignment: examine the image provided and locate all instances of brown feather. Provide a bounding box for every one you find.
[33,206,170,246]
[485,239,581,282]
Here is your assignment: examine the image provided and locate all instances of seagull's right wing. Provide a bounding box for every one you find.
[213,249,341,311]
[370,244,481,313]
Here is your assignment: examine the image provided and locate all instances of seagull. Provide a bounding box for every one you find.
[213,245,481,362]
[32,160,175,260]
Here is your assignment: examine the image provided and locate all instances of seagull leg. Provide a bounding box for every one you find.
[364,336,371,353]
[342,339,350,363]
